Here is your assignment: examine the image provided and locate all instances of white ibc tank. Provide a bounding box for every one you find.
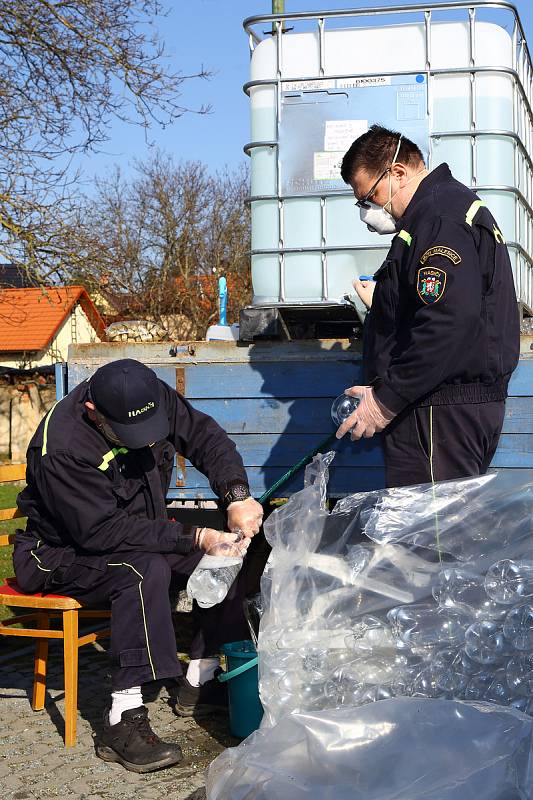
[245,7,533,313]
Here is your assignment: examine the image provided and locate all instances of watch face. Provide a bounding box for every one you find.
[231,485,249,501]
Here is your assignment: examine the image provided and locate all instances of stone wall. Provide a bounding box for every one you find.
[0,375,56,462]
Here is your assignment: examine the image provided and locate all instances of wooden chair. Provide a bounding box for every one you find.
[0,463,110,746]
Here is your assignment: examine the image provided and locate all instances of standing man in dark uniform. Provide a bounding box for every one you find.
[336,125,520,488]
[14,359,263,772]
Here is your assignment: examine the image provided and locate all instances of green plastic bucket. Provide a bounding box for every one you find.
[219,639,263,739]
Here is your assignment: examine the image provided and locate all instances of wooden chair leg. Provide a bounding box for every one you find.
[32,611,50,711]
[63,609,79,747]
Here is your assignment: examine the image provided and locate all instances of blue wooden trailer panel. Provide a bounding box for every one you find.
[65,338,533,499]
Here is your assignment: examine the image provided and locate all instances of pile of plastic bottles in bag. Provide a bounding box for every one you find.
[257,454,533,726]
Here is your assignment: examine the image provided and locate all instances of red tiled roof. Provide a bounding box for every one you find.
[0,286,106,351]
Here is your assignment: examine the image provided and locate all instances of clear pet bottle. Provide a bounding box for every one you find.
[187,530,245,609]
[331,394,360,428]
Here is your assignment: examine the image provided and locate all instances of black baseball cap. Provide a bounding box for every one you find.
[89,359,169,449]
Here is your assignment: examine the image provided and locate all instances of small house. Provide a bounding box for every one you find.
[0,286,105,369]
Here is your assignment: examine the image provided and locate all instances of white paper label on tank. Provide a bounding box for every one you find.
[314,151,344,181]
[282,79,336,92]
[279,73,429,196]
[337,76,392,89]
[324,119,368,152]
[397,87,425,120]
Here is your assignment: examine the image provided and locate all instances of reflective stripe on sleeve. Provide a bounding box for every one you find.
[465,199,485,226]
[397,229,412,246]
[42,402,59,456]
[97,447,129,471]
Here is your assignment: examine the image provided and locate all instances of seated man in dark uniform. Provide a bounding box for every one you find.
[14,358,263,773]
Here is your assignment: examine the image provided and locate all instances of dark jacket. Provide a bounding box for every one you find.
[365,163,520,414]
[17,378,249,565]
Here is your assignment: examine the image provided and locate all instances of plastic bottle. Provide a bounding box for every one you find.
[278,670,307,694]
[484,669,514,706]
[345,544,373,578]
[506,654,533,696]
[351,684,394,706]
[346,615,397,653]
[484,559,533,605]
[331,393,360,427]
[323,661,364,705]
[433,568,507,620]
[391,662,423,697]
[464,670,494,700]
[430,647,474,694]
[186,532,244,609]
[464,621,510,664]
[503,603,533,650]
[509,696,529,713]
[387,604,471,647]
[299,646,330,685]
[454,647,484,677]
[300,682,330,711]
[341,655,396,686]
[411,666,444,698]
[276,626,351,651]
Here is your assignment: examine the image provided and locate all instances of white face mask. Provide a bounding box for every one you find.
[360,201,397,235]
[358,135,403,236]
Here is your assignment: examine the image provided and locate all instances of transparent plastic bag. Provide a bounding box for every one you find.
[207,457,533,798]
[207,699,533,799]
[256,456,532,725]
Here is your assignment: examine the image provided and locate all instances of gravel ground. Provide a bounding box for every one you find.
[0,608,238,800]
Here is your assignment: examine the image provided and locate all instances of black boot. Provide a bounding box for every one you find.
[172,669,228,718]
[96,706,183,773]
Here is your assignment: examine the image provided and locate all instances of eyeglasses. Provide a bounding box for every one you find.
[355,167,390,209]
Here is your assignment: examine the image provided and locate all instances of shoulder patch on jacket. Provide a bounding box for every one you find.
[417,267,447,304]
[420,246,461,266]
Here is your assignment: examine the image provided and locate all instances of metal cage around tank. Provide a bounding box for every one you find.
[243,1,533,315]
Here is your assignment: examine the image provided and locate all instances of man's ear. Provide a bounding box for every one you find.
[390,162,408,180]
[85,401,97,420]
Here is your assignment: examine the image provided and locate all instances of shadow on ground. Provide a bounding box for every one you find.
[0,608,239,800]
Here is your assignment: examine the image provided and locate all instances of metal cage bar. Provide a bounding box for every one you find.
[244,2,533,312]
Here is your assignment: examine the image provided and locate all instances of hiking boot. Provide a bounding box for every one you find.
[172,669,228,718]
[96,706,183,773]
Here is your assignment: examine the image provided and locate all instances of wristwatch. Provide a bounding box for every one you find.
[222,481,251,508]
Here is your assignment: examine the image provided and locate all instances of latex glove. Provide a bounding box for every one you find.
[353,278,376,310]
[335,386,395,441]
[196,528,250,556]
[227,497,264,538]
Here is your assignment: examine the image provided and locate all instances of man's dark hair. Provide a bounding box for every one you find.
[341,124,425,184]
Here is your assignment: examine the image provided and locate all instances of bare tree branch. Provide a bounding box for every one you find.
[62,153,251,337]
[0,0,211,280]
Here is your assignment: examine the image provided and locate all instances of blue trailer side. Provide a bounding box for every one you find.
[63,337,532,499]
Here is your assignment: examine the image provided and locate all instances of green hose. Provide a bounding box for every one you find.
[223,429,336,671]
[258,432,337,506]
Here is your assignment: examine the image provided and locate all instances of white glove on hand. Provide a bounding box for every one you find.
[353,278,376,310]
[335,385,395,440]
[196,528,250,556]
[227,497,264,538]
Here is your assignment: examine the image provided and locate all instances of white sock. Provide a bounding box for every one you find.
[186,658,220,687]
[109,686,143,726]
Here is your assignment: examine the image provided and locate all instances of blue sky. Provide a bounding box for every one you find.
[80,1,533,182]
